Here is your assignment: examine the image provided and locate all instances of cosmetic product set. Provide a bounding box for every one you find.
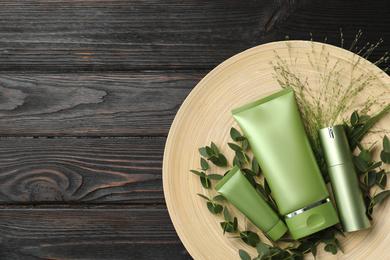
[215,87,370,241]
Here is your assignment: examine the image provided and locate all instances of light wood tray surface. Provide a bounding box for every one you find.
[163,41,390,259]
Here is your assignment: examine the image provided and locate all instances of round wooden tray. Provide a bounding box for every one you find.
[163,41,390,259]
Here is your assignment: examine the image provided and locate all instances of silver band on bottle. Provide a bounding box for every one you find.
[284,198,331,219]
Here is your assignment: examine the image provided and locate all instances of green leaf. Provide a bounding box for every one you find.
[384,135,390,153]
[238,249,251,260]
[200,157,209,170]
[245,174,256,187]
[241,231,260,247]
[344,122,352,138]
[351,123,364,136]
[213,195,226,201]
[264,179,271,197]
[364,195,373,219]
[233,156,241,167]
[296,241,313,253]
[256,243,271,256]
[350,103,390,150]
[208,154,227,167]
[324,244,337,255]
[222,221,228,234]
[210,142,219,155]
[220,222,235,233]
[380,150,390,164]
[200,176,211,189]
[247,232,260,247]
[228,142,242,152]
[323,227,335,239]
[207,202,223,215]
[256,184,268,197]
[335,227,346,238]
[255,253,263,260]
[207,174,223,180]
[321,237,336,244]
[366,161,382,172]
[375,170,387,189]
[233,217,238,231]
[365,171,376,187]
[242,139,249,150]
[359,149,371,162]
[353,155,368,172]
[289,249,302,257]
[252,156,260,175]
[197,193,210,201]
[266,199,279,213]
[206,202,215,214]
[205,146,214,156]
[360,180,369,192]
[236,136,247,142]
[242,168,256,176]
[359,115,370,122]
[310,242,317,259]
[350,110,359,126]
[219,153,228,166]
[198,147,209,157]
[214,204,223,214]
[335,239,344,253]
[190,170,205,178]
[373,190,390,206]
[235,151,248,162]
[230,127,242,142]
[223,206,230,221]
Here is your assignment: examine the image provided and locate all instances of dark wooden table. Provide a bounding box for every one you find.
[0,1,390,259]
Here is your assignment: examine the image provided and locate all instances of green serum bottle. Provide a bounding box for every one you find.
[319,125,371,232]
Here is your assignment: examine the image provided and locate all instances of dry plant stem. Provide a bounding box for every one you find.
[271,39,388,153]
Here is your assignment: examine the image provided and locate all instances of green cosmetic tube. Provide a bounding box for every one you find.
[231,87,339,240]
[319,125,371,232]
[214,166,287,241]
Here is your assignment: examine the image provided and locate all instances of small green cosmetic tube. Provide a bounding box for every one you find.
[319,125,371,232]
[214,166,287,241]
[232,87,339,239]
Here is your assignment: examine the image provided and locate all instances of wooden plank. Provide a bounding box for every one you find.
[0,73,200,136]
[0,206,192,259]
[0,0,307,72]
[0,0,389,73]
[0,137,168,204]
[270,0,390,70]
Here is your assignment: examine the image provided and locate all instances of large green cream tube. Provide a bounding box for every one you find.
[232,87,339,239]
[214,166,287,241]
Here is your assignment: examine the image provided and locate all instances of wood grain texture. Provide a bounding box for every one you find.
[0,207,191,260]
[0,0,299,72]
[272,0,390,71]
[0,0,389,73]
[0,73,199,136]
[0,137,166,204]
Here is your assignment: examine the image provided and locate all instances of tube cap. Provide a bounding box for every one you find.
[265,219,288,242]
[285,199,339,240]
